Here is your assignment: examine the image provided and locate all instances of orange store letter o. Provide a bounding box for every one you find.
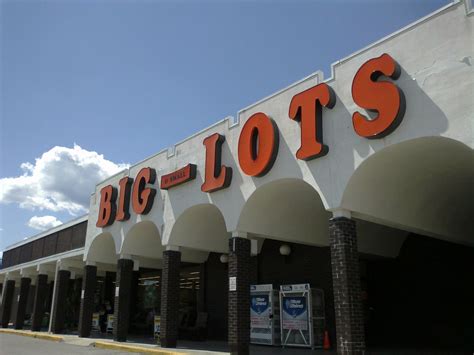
[238,112,279,177]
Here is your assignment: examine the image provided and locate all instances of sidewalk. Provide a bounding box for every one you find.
[0,328,229,355]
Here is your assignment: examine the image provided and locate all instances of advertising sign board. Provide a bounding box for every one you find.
[106,314,114,333]
[91,313,100,331]
[154,315,161,338]
[281,296,308,331]
[250,284,281,345]
[280,284,325,349]
[251,294,270,328]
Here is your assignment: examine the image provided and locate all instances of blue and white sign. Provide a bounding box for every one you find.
[251,295,270,315]
[251,294,270,328]
[281,296,308,330]
[251,284,280,345]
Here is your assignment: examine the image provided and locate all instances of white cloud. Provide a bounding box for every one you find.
[0,144,129,215]
[27,215,63,231]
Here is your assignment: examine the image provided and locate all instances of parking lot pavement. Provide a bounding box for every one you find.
[0,333,132,355]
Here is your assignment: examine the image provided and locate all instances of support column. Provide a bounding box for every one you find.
[0,280,15,328]
[228,235,251,355]
[31,274,48,331]
[113,258,133,342]
[13,277,31,329]
[160,247,181,348]
[50,269,71,334]
[78,264,97,338]
[329,214,365,354]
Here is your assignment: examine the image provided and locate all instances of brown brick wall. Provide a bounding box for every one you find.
[31,274,49,331]
[13,277,31,329]
[43,234,58,257]
[160,250,181,348]
[113,259,133,342]
[31,238,45,260]
[1,221,87,269]
[11,248,20,266]
[78,265,97,338]
[228,237,250,355]
[51,269,71,334]
[56,229,73,253]
[329,217,365,354]
[0,280,15,327]
[72,222,87,249]
[19,244,33,264]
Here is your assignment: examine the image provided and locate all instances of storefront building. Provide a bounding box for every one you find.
[1,2,473,354]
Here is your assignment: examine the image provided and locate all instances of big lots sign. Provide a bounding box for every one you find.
[97,53,405,228]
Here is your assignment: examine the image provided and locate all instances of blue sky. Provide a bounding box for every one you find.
[0,0,448,251]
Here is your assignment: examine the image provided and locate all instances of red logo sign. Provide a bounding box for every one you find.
[97,54,405,227]
[161,164,197,190]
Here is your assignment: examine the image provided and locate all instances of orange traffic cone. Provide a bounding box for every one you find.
[323,330,331,350]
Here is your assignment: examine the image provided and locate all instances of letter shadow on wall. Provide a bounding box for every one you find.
[352,66,450,159]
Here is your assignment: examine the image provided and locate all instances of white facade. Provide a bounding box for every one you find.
[82,1,473,267]
[0,0,472,275]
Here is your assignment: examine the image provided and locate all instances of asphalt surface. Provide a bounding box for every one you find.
[0,333,132,355]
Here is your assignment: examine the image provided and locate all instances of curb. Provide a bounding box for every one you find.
[0,328,63,342]
[93,341,184,354]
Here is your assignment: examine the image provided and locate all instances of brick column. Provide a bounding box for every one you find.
[105,271,115,304]
[13,277,31,329]
[51,270,71,334]
[78,264,97,338]
[228,236,251,355]
[160,249,181,348]
[329,216,365,354]
[113,258,133,342]
[31,274,48,331]
[0,280,15,328]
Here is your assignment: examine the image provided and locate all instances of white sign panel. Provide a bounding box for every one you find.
[91,313,100,330]
[154,315,161,338]
[107,314,114,333]
[250,294,271,328]
[280,283,313,348]
[281,296,308,331]
[229,277,236,291]
[250,284,280,346]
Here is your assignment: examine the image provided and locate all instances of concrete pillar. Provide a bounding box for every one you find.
[78,264,97,338]
[0,280,15,328]
[113,258,133,342]
[228,236,251,355]
[31,274,48,331]
[13,277,31,329]
[329,215,365,354]
[50,270,71,334]
[160,248,181,348]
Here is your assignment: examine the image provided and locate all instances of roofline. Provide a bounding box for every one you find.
[326,0,461,82]
[3,214,88,252]
[0,247,85,275]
